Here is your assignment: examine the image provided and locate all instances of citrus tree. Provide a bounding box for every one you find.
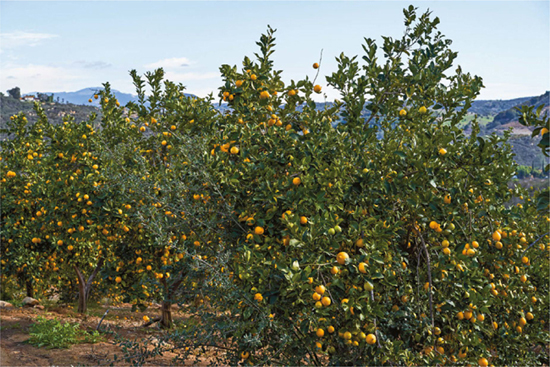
[1,110,56,299]
[163,8,549,366]
[1,86,137,313]
[96,69,237,328]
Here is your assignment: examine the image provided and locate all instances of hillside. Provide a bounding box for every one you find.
[468,95,536,116]
[0,95,100,131]
[26,88,197,106]
[487,91,549,129]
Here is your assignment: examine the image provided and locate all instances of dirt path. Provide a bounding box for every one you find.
[0,305,214,366]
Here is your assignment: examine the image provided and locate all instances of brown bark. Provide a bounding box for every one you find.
[25,280,34,298]
[74,259,103,314]
[160,300,173,329]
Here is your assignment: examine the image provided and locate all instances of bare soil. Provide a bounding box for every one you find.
[0,303,217,366]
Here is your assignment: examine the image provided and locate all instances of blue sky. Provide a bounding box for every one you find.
[1,1,548,101]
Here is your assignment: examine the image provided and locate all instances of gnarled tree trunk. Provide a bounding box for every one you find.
[74,259,104,314]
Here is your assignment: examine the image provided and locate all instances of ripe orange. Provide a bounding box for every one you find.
[316,328,324,337]
[478,357,489,367]
[300,216,308,225]
[366,333,376,345]
[492,231,501,241]
[336,252,349,265]
[315,285,326,294]
[399,109,407,117]
[419,106,427,114]
[358,262,367,274]
[439,148,447,155]
[321,297,331,306]
[254,226,264,235]
[312,292,321,301]
[313,62,319,69]
[292,177,301,185]
[313,85,322,93]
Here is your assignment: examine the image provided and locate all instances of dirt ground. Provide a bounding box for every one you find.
[0,303,217,366]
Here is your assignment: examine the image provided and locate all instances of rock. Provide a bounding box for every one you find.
[22,297,39,307]
[34,305,45,310]
[0,301,13,308]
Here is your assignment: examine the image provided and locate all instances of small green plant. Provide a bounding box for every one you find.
[28,316,104,349]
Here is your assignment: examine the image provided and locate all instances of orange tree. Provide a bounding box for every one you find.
[1,86,137,313]
[96,69,235,329]
[0,110,56,299]
[156,8,549,366]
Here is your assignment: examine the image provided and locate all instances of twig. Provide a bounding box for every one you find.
[522,232,550,256]
[96,308,109,331]
[418,232,435,328]
[142,316,162,327]
[312,49,323,85]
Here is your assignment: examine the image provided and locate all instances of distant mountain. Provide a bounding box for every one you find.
[27,88,137,106]
[469,96,538,116]
[487,91,549,129]
[27,87,197,106]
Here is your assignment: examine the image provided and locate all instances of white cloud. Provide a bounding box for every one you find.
[0,31,58,49]
[144,57,193,69]
[164,71,219,82]
[1,64,87,93]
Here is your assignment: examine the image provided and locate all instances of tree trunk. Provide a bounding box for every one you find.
[160,300,173,329]
[77,277,88,313]
[74,259,103,314]
[25,279,34,298]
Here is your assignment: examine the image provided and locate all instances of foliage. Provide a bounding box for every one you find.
[1,5,549,367]
[7,87,21,100]
[28,316,104,349]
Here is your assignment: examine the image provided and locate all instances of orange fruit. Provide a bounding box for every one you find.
[313,62,319,69]
[366,333,376,345]
[313,85,322,93]
[479,357,489,367]
[336,252,349,265]
[315,285,326,294]
[254,226,264,235]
